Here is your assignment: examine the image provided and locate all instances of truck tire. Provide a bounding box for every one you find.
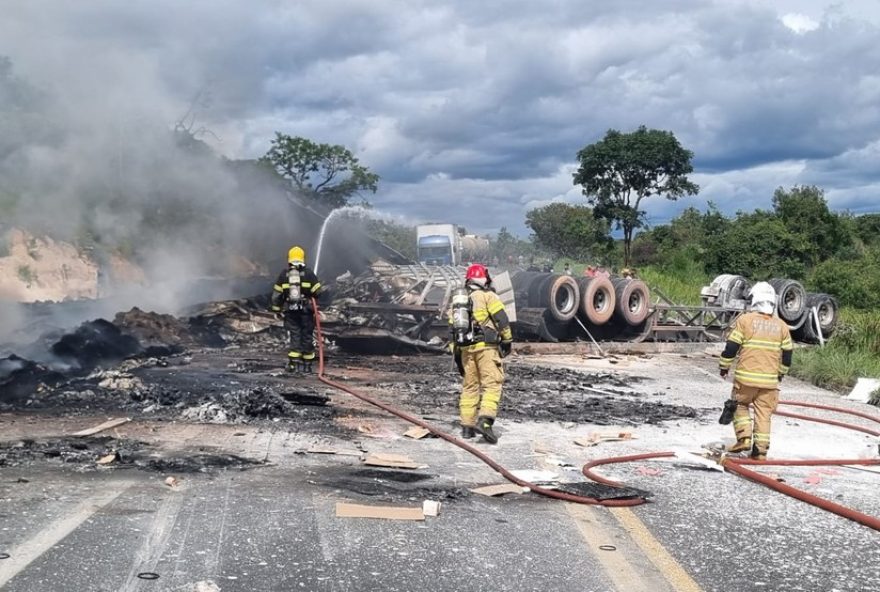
[575,276,615,326]
[540,274,580,322]
[768,278,806,323]
[794,293,838,343]
[511,307,570,342]
[611,278,651,326]
[510,272,580,322]
[510,271,548,308]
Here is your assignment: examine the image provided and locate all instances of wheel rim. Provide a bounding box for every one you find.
[593,290,607,312]
[555,284,577,316]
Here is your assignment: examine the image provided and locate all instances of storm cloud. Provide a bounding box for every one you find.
[2,0,879,236]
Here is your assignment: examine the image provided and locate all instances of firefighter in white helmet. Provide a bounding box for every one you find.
[270,246,323,374]
[718,281,793,460]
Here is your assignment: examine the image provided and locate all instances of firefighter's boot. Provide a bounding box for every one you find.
[287,360,303,375]
[475,416,498,444]
[461,426,476,439]
[726,438,752,454]
[302,361,313,374]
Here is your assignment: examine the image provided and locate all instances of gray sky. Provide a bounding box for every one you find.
[3,0,880,236]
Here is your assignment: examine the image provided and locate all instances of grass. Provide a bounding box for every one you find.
[638,265,710,305]
[553,261,880,398]
[789,309,880,397]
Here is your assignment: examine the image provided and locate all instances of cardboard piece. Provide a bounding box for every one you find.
[470,483,529,497]
[335,502,425,521]
[363,453,421,469]
[71,417,131,437]
[574,432,636,447]
[422,500,441,516]
[403,426,431,440]
[509,469,559,483]
[845,378,880,403]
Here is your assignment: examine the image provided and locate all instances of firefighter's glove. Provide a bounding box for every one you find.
[454,349,465,377]
[719,368,728,379]
[778,373,784,382]
[499,340,512,358]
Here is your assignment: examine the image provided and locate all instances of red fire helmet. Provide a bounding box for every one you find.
[465,264,489,282]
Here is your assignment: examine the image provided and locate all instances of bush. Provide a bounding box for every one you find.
[808,258,880,309]
[790,309,880,391]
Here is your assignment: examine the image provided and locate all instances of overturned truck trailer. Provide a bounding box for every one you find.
[319,264,839,353]
[320,263,656,352]
[320,263,515,353]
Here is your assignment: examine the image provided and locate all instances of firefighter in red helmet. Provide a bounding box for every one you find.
[449,264,513,443]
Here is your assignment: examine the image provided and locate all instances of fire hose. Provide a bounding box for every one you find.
[310,300,880,526]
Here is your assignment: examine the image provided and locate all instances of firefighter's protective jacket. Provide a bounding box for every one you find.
[457,288,513,351]
[270,267,322,313]
[719,311,793,388]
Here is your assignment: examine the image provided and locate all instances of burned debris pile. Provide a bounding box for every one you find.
[376,355,703,425]
[0,304,334,425]
[0,435,264,473]
[320,262,463,353]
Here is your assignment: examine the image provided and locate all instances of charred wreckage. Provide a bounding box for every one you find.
[319,262,839,352]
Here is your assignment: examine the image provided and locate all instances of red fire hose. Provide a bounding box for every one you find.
[312,299,645,506]
[310,300,880,528]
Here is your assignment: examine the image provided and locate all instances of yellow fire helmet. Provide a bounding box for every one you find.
[287,245,306,266]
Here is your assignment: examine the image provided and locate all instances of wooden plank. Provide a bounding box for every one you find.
[335,502,425,521]
[403,426,431,440]
[470,483,529,497]
[362,453,421,469]
[71,417,131,437]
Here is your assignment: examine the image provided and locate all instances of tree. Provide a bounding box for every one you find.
[524,203,612,261]
[573,126,699,266]
[490,226,537,264]
[364,219,417,261]
[260,133,379,208]
[704,212,808,280]
[772,185,851,265]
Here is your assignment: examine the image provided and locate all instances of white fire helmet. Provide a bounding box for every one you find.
[749,281,777,315]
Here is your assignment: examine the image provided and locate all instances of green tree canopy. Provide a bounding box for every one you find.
[364,219,417,261]
[524,203,612,262]
[772,185,851,266]
[573,126,699,266]
[704,212,809,280]
[260,133,379,209]
[852,213,880,248]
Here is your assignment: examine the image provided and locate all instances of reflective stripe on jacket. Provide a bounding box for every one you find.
[719,311,793,388]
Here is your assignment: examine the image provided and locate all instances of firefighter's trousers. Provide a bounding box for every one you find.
[460,345,504,427]
[285,310,316,363]
[731,381,779,455]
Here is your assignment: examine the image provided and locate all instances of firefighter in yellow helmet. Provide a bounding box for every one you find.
[270,246,323,374]
[718,281,793,460]
[449,264,513,443]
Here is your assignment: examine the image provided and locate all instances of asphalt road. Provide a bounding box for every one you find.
[1,351,879,592]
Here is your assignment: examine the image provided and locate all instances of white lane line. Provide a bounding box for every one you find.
[0,480,134,587]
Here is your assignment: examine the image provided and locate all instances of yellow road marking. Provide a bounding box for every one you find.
[567,504,659,592]
[609,507,704,592]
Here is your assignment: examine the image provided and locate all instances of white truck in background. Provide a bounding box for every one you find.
[416,224,490,266]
